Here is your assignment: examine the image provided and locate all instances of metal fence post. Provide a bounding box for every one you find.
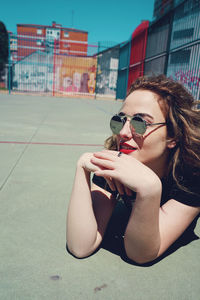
[52,39,56,97]
[8,32,11,94]
[94,42,100,99]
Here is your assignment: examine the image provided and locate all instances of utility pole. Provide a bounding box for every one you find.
[71,10,74,28]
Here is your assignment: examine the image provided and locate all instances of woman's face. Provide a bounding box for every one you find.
[117,89,172,177]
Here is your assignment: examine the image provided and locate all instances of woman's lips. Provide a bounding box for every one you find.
[119,142,137,154]
[120,148,136,154]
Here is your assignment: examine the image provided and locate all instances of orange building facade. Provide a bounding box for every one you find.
[17,22,88,60]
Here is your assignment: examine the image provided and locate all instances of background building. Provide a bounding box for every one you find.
[17,21,88,60]
[116,0,200,100]
[3,0,200,101]
[150,0,200,100]
[166,0,200,100]
[153,0,174,19]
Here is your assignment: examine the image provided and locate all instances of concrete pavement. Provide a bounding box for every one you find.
[0,93,199,300]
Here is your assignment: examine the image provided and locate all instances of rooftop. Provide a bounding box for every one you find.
[17,21,88,33]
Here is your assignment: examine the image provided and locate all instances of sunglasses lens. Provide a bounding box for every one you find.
[110,115,124,134]
[130,116,146,135]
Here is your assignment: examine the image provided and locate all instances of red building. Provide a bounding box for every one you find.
[17,22,88,60]
[127,21,149,91]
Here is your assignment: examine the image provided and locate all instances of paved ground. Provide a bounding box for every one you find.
[0,93,199,300]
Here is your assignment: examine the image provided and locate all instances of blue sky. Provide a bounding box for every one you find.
[1,0,155,45]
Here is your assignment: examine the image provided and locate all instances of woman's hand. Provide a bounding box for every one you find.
[77,152,101,173]
[90,150,161,195]
[104,176,133,196]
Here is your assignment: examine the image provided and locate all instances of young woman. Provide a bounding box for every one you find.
[66,75,200,264]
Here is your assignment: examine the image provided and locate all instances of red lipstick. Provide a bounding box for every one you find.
[120,149,136,154]
[119,142,137,154]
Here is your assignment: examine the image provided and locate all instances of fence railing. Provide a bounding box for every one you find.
[1,34,120,99]
[1,0,199,102]
[143,0,200,101]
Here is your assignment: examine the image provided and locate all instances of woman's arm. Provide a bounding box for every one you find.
[125,195,200,264]
[91,150,163,262]
[66,153,116,258]
[124,182,162,264]
[91,150,200,264]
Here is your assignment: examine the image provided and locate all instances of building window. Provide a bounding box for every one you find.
[63,43,69,48]
[170,49,191,64]
[173,28,194,40]
[37,29,42,35]
[36,40,42,46]
[64,32,69,38]
[174,0,200,20]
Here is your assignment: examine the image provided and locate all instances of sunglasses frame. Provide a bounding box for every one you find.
[110,113,166,136]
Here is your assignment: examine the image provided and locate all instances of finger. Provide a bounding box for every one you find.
[91,156,115,170]
[94,169,114,178]
[113,179,125,195]
[124,186,132,196]
[93,152,119,163]
[102,149,119,156]
[85,162,101,173]
[105,177,116,191]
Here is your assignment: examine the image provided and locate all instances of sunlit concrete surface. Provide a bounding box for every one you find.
[0,93,199,300]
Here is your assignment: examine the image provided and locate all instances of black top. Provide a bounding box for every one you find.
[92,172,200,258]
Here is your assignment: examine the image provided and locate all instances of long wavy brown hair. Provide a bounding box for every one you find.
[105,74,200,191]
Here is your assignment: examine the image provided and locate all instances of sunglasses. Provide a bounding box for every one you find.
[110,113,166,136]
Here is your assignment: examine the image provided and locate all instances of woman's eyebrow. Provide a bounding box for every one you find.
[134,113,154,120]
[119,111,154,120]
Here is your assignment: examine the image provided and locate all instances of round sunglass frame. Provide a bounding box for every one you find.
[110,113,166,136]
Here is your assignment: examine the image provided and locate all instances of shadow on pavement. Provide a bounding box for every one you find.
[66,200,199,266]
[101,201,199,267]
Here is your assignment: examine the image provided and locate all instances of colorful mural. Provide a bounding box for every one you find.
[56,56,97,95]
[12,51,97,95]
[168,69,200,100]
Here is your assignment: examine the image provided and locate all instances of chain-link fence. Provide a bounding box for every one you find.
[1,0,199,101]
[144,0,200,100]
[2,34,120,99]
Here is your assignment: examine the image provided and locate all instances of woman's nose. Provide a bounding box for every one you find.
[119,120,133,139]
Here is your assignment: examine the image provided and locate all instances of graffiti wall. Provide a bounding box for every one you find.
[13,52,54,92]
[167,68,200,100]
[57,55,97,95]
[166,1,200,100]
[95,46,119,97]
[167,45,200,100]
[12,51,97,95]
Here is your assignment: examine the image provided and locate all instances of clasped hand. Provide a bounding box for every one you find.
[83,150,161,197]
